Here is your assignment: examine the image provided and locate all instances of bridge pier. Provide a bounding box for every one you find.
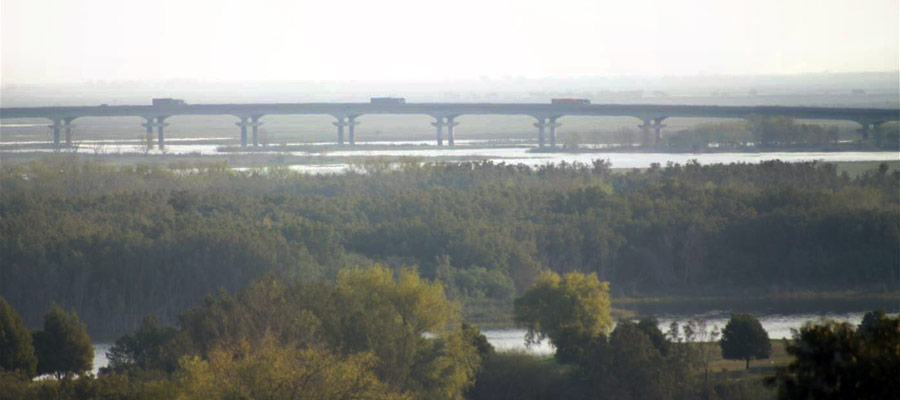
[548,117,561,147]
[431,117,445,146]
[638,118,666,146]
[533,117,548,148]
[140,117,169,150]
[638,120,652,146]
[63,118,76,146]
[857,121,873,140]
[236,116,250,147]
[48,119,62,149]
[446,116,459,146]
[156,117,169,150]
[142,118,154,135]
[333,116,347,145]
[652,118,667,145]
[250,116,263,147]
[347,115,360,145]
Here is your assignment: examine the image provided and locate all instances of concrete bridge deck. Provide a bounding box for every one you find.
[2,102,897,149]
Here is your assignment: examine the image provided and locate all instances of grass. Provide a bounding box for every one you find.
[829,159,900,177]
[706,340,792,376]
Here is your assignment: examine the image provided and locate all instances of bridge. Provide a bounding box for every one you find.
[1,102,897,149]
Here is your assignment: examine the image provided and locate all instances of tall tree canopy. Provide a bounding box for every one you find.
[514,271,612,362]
[719,313,772,369]
[32,304,94,378]
[770,310,900,400]
[0,297,37,377]
[168,266,478,400]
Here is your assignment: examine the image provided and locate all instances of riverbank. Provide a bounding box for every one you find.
[464,291,900,331]
[528,142,896,154]
[1,145,897,174]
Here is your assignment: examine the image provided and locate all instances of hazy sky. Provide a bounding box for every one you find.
[2,0,898,84]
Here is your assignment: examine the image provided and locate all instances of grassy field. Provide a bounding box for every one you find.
[830,159,900,177]
[706,340,791,375]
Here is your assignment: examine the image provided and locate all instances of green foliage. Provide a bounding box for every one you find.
[176,335,407,400]
[666,121,753,150]
[0,371,179,400]
[1,158,897,341]
[164,267,478,400]
[328,266,479,399]
[0,296,37,377]
[719,313,771,369]
[770,310,900,400]
[513,276,704,399]
[601,320,682,400]
[437,261,516,301]
[32,304,93,378]
[461,322,494,361]
[466,352,576,400]
[514,271,612,363]
[746,115,839,147]
[105,315,177,373]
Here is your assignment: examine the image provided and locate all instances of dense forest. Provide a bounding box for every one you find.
[1,157,898,339]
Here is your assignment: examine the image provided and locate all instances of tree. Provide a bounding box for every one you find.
[604,320,676,400]
[0,297,37,377]
[176,335,407,400]
[105,315,177,373]
[719,313,771,369]
[325,266,480,400]
[770,311,900,400]
[171,267,479,400]
[32,304,94,378]
[514,271,612,363]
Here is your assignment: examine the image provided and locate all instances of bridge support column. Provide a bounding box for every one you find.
[858,121,873,140]
[638,119,653,146]
[431,117,445,146]
[48,119,62,149]
[548,117,562,147]
[446,116,459,146]
[141,117,169,150]
[651,118,667,146]
[250,116,263,147]
[63,118,76,147]
[156,117,169,150]
[236,116,250,147]
[333,117,347,145]
[347,115,360,145]
[142,118,154,135]
[533,117,548,148]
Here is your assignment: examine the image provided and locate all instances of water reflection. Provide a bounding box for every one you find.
[4,137,898,172]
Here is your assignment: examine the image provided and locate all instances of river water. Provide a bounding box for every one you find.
[2,138,898,173]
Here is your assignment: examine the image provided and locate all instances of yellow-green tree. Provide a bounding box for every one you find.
[324,266,480,400]
[177,335,406,400]
[514,271,612,363]
[171,266,479,400]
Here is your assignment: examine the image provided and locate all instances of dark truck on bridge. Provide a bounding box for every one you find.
[371,97,405,104]
[152,98,186,106]
[552,98,591,104]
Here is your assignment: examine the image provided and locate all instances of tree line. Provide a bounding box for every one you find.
[2,270,897,400]
[1,157,898,339]
[661,117,899,151]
